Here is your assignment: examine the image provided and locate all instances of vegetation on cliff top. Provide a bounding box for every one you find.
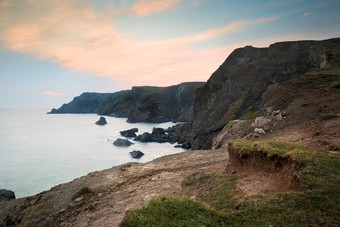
[121,139,340,226]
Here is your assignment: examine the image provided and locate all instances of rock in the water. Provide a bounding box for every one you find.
[134,132,170,143]
[180,141,191,149]
[134,132,153,142]
[113,138,134,147]
[120,128,138,138]
[152,127,165,135]
[174,144,181,148]
[130,150,144,159]
[95,116,107,125]
[0,189,15,202]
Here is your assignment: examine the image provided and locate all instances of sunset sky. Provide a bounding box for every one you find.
[1,0,340,108]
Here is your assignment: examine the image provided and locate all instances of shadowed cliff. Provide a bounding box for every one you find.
[191,38,340,149]
[49,82,204,123]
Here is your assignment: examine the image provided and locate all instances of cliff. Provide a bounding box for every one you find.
[49,82,204,123]
[48,92,128,114]
[191,38,340,149]
[211,67,340,151]
[1,38,340,227]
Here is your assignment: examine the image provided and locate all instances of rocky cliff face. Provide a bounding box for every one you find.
[49,82,204,123]
[191,38,340,149]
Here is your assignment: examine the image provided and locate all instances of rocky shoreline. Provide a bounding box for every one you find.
[0,149,228,226]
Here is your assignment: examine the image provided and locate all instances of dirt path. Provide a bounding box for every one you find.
[0,149,228,227]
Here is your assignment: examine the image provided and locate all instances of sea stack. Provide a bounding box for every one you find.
[95,116,107,125]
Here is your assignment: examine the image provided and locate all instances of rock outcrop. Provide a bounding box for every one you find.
[134,127,190,147]
[211,120,252,149]
[129,150,144,159]
[0,189,15,202]
[113,139,134,147]
[191,38,340,149]
[95,117,107,125]
[120,128,138,138]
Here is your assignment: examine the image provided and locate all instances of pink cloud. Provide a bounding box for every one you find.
[0,1,277,88]
[167,17,278,44]
[131,0,182,16]
[42,91,63,96]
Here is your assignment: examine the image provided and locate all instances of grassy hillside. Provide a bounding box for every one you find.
[121,139,340,226]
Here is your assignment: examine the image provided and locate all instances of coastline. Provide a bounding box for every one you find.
[0,148,228,226]
[0,109,186,198]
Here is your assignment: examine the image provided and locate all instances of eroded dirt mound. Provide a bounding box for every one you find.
[226,142,305,195]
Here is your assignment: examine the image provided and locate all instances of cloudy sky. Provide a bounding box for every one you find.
[0,0,339,108]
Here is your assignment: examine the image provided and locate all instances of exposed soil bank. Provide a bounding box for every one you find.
[226,143,305,195]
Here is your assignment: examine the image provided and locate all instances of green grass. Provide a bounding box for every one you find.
[182,173,240,213]
[120,140,340,226]
[120,196,229,226]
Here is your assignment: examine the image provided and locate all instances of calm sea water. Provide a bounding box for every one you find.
[0,108,186,198]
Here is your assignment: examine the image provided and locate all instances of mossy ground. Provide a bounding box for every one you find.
[120,140,340,226]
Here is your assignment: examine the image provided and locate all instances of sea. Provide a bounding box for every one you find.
[0,108,186,198]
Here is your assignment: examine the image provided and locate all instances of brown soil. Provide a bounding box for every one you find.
[256,116,340,153]
[226,145,305,195]
[0,149,228,227]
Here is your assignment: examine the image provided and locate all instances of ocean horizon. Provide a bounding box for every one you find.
[0,108,186,198]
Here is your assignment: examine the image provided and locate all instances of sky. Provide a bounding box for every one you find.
[0,0,340,108]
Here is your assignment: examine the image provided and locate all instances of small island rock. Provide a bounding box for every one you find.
[113,138,134,147]
[95,116,107,125]
[120,128,138,138]
[0,189,15,202]
[129,150,144,159]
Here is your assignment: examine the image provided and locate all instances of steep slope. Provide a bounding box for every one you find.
[49,82,204,123]
[211,67,340,151]
[191,38,340,149]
